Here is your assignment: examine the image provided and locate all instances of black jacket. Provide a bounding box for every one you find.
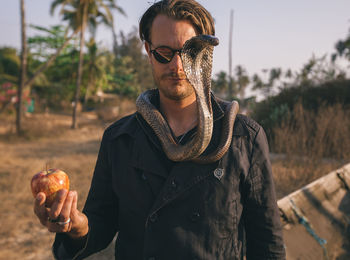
[53,95,285,260]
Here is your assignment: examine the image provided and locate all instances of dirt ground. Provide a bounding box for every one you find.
[0,112,345,260]
[0,113,107,260]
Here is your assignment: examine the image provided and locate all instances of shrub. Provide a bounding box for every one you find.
[272,102,350,160]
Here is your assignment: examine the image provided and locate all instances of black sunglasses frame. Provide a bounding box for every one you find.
[149,45,183,64]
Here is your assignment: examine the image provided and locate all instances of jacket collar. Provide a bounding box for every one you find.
[107,90,246,178]
[109,90,245,141]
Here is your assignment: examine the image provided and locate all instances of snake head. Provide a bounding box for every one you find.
[181,34,219,95]
[181,35,219,63]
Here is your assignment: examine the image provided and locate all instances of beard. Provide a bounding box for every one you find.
[152,69,195,101]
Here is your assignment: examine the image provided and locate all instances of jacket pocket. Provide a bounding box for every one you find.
[202,177,238,239]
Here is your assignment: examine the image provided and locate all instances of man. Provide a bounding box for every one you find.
[34,0,285,259]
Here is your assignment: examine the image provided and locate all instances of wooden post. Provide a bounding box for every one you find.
[228,9,234,100]
[17,0,27,135]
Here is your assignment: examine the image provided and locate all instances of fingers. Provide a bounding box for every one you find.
[70,190,78,217]
[59,191,75,225]
[34,192,48,226]
[47,190,75,233]
[49,189,68,220]
[33,189,81,234]
[68,191,89,239]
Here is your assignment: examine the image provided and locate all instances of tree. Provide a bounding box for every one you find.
[28,25,75,60]
[50,0,125,129]
[0,47,20,83]
[117,29,153,92]
[268,68,282,89]
[103,29,153,98]
[83,37,110,105]
[211,71,230,98]
[24,25,81,89]
[228,9,234,100]
[27,25,80,110]
[295,54,346,86]
[251,68,282,98]
[235,65,249,99]
[332,27,350,63]
[17,0,28,134]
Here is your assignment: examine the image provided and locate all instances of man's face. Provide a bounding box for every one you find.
[145,15,197,101]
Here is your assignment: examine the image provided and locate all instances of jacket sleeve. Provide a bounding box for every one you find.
[243,126,286,260]
[53,129,119,260]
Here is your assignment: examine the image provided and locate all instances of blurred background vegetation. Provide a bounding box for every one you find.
[0,0,349,162]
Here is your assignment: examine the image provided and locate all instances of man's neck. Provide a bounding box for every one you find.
[159,93,198,137]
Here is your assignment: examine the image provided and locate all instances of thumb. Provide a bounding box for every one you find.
[36,192,46,205]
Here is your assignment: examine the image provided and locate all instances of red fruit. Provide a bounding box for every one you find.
[31,169,70,207]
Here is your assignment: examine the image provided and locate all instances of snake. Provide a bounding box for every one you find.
[136,35,239,164]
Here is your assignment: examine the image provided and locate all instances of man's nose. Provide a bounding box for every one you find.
[169,52,184,72]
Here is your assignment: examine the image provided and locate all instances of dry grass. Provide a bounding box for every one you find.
[270,157,345,199]
[271,103,350,199]
[0,113,105,260]
[272,103,350,160]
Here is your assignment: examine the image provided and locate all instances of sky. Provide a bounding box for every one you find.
[1,0,350,80]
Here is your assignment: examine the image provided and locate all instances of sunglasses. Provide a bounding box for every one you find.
[150,45,183,64]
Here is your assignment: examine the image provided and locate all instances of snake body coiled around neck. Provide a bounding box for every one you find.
[136,35,239,164]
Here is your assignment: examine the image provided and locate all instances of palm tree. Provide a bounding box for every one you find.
[83,37,109,106]
[17,0,28,135]
[50,0,125,129]
[211,71,231,99]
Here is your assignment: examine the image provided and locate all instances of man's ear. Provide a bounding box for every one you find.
[144,41,152,64]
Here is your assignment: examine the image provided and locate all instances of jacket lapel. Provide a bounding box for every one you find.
[148,160,219,218]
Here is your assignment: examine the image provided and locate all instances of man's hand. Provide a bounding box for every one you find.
[34,189,89,239]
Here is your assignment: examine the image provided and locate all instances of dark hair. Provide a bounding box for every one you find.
[139,0,215,43]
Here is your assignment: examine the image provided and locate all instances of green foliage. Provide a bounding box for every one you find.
[106,56,141,97]
[26,25,80,110]
[118,29,154,90]
[0,47,20,80]
[235,65,250,99]
[105,29,153,98]
[28,25,73,60]
[24,24,153,110]
[211,65,249,101]
[211,71,230,96]
[50,0,125,34]
[332,27,350,62]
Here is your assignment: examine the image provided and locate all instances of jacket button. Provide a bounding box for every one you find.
[149,213,158,223]
[171,179,177,189]
[190,212,200,222]
[141,173,147,180]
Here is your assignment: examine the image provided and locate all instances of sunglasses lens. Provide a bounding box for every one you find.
[153,47,175,64]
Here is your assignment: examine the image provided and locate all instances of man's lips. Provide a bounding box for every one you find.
[164,76,187,81]
[162,73,187,81]
[169,77,186,80]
